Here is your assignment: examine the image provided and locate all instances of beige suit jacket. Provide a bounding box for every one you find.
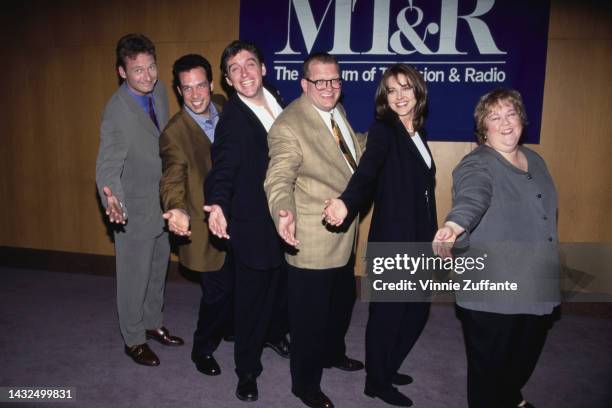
[265,94,363,269]
[159,106,225,272]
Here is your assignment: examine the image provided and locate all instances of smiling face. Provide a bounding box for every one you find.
[385,73,417,124]
[224,49,265,101]
[177,67,213,116]
[301,60,341,112]
[118,52,157,96]
[484,100,523,153]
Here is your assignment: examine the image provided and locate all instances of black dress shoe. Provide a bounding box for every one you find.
[145,327,184,346]
[392,372,413,385]
[293,390,334,408]
[192,354,221,376]
[124,343,160,366]
[236,375,258,402]
[264,337,290,359]
[365,385,413,407]
[332,356,364,371]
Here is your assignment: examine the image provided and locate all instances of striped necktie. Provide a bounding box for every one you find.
[330,113,357,171]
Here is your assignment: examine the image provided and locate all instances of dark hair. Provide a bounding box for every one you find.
[302,52,340,79]
[172,54,213,90]
[220,40,263,77]
[115,33,156,70]
[473,88,527,144]
[375,64,428,131]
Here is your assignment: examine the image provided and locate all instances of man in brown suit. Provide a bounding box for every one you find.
[159,54,229,377]
[264,52,364,408]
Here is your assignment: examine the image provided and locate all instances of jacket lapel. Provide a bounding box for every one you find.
[395,121,434,173]
[118,83,160,137]
[298,95,353,180]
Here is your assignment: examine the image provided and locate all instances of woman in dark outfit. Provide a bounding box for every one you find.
[433,88,560,408]
[324,63,437,407]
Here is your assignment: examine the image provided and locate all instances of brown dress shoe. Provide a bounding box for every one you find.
[145,327,184,346]
[124,343,160,366]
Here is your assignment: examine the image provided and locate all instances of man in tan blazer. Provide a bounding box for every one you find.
[264,52,364,408]
[159,54,229,377]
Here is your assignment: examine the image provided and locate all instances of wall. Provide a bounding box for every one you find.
[0,0,609,257]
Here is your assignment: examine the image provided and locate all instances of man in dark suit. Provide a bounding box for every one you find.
[159,54,230,377]
[96,33,183,366]
[204,40,288,402]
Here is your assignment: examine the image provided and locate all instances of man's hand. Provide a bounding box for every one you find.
[163,209,191,236]
[278,209,299,247]
[323,198,348,226]
[103,186,126,224]
[203,204,230,239]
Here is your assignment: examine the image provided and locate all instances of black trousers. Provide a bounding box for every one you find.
[191,259,234,358]
[456,305,557,408]
[365,301,430,391]
[234,257,284,377]
[287,259,356,395]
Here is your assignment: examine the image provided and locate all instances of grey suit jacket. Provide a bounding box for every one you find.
[265,94,363,269]
[96,81,169,240]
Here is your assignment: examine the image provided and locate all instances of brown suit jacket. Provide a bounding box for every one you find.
[265,94,363,269]
[159,105,225,272]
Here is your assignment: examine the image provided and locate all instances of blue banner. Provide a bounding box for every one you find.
[239,0,550,143]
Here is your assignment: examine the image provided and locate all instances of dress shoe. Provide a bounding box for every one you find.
[124,343,160,366]
[392,372,413,385]
[293,390,334,408]
[332,356,364,371]
[192,354,221,376]
[145,327,184,346]
[264,336,290,359]
[236,374,258,402]
[365,384,413,407]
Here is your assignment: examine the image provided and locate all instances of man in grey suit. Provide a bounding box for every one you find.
[96,33,183,366]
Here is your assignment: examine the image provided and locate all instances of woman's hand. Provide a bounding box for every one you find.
[432,222,465,258]
[323,198,348,226]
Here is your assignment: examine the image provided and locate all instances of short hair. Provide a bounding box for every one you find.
[172,54,213,90]
[302,52,340,79]
[115,33,156,70]
[374,64,428,131]
[473,88,528,144]
[220,40,263,77]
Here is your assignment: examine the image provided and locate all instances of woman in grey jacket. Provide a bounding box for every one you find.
[433,88,560,408]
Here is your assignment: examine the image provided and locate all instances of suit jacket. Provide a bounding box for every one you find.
[340,120,437,242]
[204,91,284,270]
[341,119,438,243]
[96,81,169,240]
[265,94,363,269]
[159,104,225,272]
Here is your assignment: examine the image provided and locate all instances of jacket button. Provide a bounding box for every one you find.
[542,216,548,220]
[548,237,553,242]
[537,194,542,198]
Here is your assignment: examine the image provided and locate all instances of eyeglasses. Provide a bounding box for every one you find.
[304,77,342,90]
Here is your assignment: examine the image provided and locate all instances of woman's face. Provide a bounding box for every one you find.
[385,74,417,120]
[484,100,523,153]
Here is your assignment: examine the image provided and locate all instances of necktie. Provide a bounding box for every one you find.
[148,96,159,130]
[330,113,357,171]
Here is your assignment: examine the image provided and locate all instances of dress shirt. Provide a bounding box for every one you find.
[238,88,283,132]
[185,102,219,143]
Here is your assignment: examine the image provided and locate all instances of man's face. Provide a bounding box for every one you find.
[177,67,213,116]
[225,50,265,100]
[118,52,157,96]
[301,61,341,112]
